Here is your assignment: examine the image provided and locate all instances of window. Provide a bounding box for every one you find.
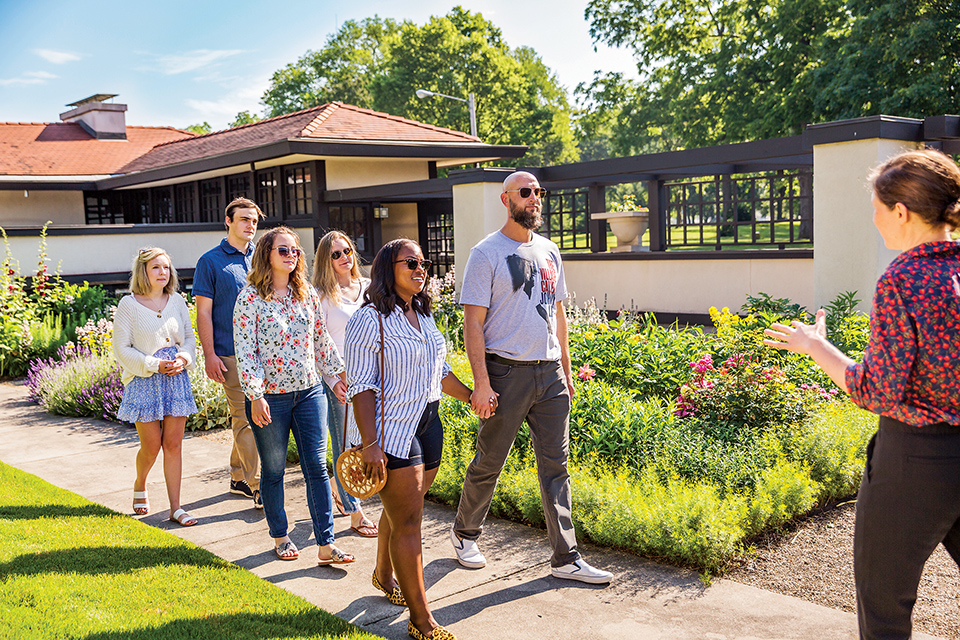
[256,169,279,219]
[84,192,123,224]
[151,187,172,224]
[227,174,251,202]
[284,164,312,217]
[174,183,197,223]
[329,205,372,259]
[199,178,222,222]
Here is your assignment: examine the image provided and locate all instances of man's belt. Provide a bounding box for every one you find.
[485,353,554,367]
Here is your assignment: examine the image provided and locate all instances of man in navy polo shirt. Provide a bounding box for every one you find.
[194,197,263,508]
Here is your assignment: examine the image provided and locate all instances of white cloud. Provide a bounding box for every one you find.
[0,71,57,86]
[184,83,268,126]
[155,49,244,75]
[35,49,81,64]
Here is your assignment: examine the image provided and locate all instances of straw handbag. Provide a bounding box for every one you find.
[336,313,387,499]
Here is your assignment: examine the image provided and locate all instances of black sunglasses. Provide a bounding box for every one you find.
[274,246,302,258]
[504,187,547,199]
[394,258,433,271]
[331,247,353,260]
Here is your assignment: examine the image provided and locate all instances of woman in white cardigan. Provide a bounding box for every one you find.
[112,247,198,526]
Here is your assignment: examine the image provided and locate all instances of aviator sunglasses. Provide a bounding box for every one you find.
[504,187,547,199]
[274,246,302,258]
[330,247,353,260]
[394,258,433,271]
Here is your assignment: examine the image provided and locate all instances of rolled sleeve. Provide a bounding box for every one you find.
[344,307,381,402]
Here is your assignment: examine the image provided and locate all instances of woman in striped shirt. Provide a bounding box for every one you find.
[345,239,472,640]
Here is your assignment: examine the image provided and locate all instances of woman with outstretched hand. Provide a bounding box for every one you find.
[345,239,472,640]
[764,149,960,640]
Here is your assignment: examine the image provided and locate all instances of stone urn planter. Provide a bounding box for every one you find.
[591,209,650,252]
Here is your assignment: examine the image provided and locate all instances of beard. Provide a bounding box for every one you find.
[509,199,543,230]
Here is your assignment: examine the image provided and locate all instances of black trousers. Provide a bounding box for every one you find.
[854,416,960,640]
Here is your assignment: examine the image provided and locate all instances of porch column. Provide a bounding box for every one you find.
[809,122,920,312]
[451,168,514,290]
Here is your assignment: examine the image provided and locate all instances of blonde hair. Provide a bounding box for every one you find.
[312,230,362,305]
[247,226,308,302]
[129,247,178,295]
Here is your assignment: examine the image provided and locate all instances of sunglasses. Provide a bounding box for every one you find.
[504,187,547,199]
[330,247,353,260]
[274,246,302,258]
[394,258,433,271]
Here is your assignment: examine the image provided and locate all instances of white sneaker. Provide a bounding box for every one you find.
[551,559,613,584]
[450,529,486,569]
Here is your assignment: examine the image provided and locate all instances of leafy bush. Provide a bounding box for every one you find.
[25,345,124,421]
[428,268,463,351]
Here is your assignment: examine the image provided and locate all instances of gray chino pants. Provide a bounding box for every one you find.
[454,357,580,567]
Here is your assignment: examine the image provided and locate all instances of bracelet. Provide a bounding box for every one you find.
[361,441,378,451]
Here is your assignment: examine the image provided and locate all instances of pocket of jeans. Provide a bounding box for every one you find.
[486,360,512,380]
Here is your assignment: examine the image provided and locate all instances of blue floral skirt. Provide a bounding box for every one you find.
[117,347,198,423]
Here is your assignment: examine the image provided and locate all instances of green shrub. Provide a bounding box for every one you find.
[743,459,820,536]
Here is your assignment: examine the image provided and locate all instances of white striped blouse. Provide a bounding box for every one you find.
[344,304,453,458]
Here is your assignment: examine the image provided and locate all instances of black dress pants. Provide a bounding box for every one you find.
[854,416,960,640]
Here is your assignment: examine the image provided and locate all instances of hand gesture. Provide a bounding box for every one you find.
[763,309,828,355]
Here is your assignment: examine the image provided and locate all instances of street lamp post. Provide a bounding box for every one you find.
[415,89,477,138]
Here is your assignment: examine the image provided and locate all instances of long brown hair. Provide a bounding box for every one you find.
[247,226,309,302]
[312,230,362,305]
[364,239,432,317]
[872,149,960,228]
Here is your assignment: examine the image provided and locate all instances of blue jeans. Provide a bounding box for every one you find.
[245,384,335,546]
[323,381,362,514]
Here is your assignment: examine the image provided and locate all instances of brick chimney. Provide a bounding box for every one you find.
[59,94,127,140]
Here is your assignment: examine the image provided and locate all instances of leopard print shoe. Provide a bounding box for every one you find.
[372,570,407,607]
[407,621,456,640]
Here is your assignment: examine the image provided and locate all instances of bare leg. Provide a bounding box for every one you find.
[160,415,186,514]
[134,420,162,494]
[378,463,440,636]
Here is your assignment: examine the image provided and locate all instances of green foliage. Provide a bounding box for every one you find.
[743,459,820,536]
[261,9,578,165]
[183,121,212,134]
[0,462,378,640]
[427,268,463,351]
[229,110,262,127]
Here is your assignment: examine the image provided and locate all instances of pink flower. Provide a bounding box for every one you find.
[577,364,596,381]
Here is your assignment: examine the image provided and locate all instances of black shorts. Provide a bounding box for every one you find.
[385,400,443,471]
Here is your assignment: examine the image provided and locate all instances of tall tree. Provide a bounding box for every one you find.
[260,8,578,165]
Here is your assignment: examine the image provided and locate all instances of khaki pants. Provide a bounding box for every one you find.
[220,355,260,490]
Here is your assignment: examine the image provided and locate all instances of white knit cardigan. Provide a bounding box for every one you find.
[112,293,196,386]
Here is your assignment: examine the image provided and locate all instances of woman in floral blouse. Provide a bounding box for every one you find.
[233,225,355,566]
[764,149,960,640]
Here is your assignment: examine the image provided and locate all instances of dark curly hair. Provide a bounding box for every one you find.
[364,239,432,317]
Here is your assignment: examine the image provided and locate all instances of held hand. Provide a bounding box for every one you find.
[361,443,386,486]
[250,397,271,428]
[159,359,181,376]
[469,382,498,419]
[564,373,576,398]
[204,353,227,383]
[333,379,348,404]
[763,309,828,355]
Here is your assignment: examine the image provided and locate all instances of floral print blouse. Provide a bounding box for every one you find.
[846,241,960,427]
[233,285,344,401]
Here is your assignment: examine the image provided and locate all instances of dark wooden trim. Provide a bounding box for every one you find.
[587,185,606,253]
[561,248,813,261]
[923,115,960,140]
[1,220,315,236]
[646,179,666,252]
[311,159,327,246]
[0,182,95,191]
[428,161,438,179]
[803,115,924,147]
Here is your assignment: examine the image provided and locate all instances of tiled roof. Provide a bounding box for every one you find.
[0,123,193,176]
[120,102,481,173]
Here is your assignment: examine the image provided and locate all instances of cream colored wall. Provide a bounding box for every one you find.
[380,203,419,244]
[0,191,85,226]
[812,138,919,312]
[563,258,814,314]
[452,182,506,289]
[325,159,429,190]
[6,227,317,280]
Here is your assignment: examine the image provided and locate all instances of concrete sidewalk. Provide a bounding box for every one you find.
[0,381,942,640]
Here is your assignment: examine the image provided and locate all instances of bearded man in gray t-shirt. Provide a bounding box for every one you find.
[450,171,613,585]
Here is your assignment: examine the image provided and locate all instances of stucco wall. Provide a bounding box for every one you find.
[325,159,429,190]
[562,257,814,315]
[0,190,85,226]
[380,203,419,244]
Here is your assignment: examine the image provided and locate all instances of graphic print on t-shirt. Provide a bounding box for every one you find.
[505,253,558,326]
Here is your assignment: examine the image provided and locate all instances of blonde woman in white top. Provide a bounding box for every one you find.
[312,230,377,538]
[112,248,198,526]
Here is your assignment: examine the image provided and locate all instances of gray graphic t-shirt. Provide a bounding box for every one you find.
[459,231,567,362]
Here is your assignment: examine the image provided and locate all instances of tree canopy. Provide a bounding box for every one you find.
[260,8,578,165]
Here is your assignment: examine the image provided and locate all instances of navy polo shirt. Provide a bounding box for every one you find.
[193,238,254,357]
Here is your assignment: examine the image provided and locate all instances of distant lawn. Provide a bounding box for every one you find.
[0,462,380,640]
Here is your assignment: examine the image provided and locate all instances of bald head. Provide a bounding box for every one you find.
[500,171,544,231]
[502,171,538,192]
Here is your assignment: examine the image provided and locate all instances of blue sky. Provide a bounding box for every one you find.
[0,0,639,131]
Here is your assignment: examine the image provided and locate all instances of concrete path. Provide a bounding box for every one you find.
[0,381,943,640]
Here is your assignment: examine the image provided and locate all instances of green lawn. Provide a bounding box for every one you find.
[0,462,380,640]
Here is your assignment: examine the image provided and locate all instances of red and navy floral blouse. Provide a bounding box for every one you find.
[846,241,960,427]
